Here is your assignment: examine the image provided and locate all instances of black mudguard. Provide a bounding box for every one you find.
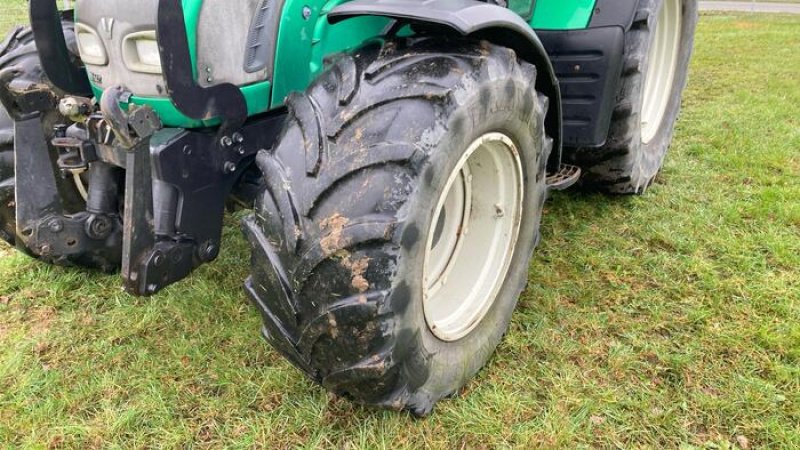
[589,0,641,29]
[539,0,641,148]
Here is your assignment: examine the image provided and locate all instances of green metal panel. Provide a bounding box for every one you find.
[171,0,389,123]
[270,0,390,106]
[152,0,272,127]
[269,0,599,106]
[531,0,597,30]
[509,0,535,20]
[82,0,273,128]
[80,0,598,128]
[93,81,272,129]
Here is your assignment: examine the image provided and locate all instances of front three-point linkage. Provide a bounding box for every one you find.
[0,66,123,271]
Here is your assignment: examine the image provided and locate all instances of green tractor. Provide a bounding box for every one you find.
[0,0,697,414]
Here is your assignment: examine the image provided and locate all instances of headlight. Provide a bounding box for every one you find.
[122,31,162,74]
[75,23,107,66]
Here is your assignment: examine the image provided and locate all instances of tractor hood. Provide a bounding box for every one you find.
[73,0,277,127]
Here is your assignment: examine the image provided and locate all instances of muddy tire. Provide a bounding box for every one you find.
[244,37,551,415]
[0,102,14,245]
[0,24,84,249]
[568,0,698,193]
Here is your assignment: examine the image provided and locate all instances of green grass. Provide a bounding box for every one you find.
[0,0,26,36]
[1,4,799,449]
[738,0,800,4]
[737,0,800,4]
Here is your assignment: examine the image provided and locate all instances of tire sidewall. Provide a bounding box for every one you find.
[636,0,698,183]
[389,76,548,401]
[0,146,15,244]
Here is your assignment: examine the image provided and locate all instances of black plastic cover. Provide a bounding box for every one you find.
[589,0,640,30]
[538,27,624,147]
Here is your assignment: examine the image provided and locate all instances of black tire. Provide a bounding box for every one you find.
[567,0,698,194]
[244,37,551,415]
[0,99,14,245]
[0,24,84,248]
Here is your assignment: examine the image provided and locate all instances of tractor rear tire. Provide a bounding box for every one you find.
[568,0,698,193]
[244,38,551,415]
[0,24,84,249]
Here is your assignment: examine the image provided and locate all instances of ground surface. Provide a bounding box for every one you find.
[701,2,800,13]
[1,2,799,449]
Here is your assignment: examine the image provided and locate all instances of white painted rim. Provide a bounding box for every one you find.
[422,132,524,342]
[641,0,683,144]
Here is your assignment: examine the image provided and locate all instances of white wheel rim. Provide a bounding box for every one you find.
[641,0,683,144]
[422,132,524,342]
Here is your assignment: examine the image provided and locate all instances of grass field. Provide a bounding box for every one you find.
[1,3,799,449]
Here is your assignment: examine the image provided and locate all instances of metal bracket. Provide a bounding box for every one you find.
[7,77,122,270]
[156,0,248,136]
[114,96,285,295]
[0,68,57,121]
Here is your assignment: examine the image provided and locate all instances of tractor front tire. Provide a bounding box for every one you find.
[568,0,698,193]
[0,135,14,246]
[244,37,551,415]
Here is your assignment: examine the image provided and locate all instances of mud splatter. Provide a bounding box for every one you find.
[479,40,491,56]
[328,312,339,339]
[340,255,371,293]
[319,213,350,256]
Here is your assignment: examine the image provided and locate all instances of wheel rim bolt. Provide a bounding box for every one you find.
[49,219,64,233]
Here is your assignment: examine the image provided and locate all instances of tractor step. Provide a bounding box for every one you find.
[546,164,581,191]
